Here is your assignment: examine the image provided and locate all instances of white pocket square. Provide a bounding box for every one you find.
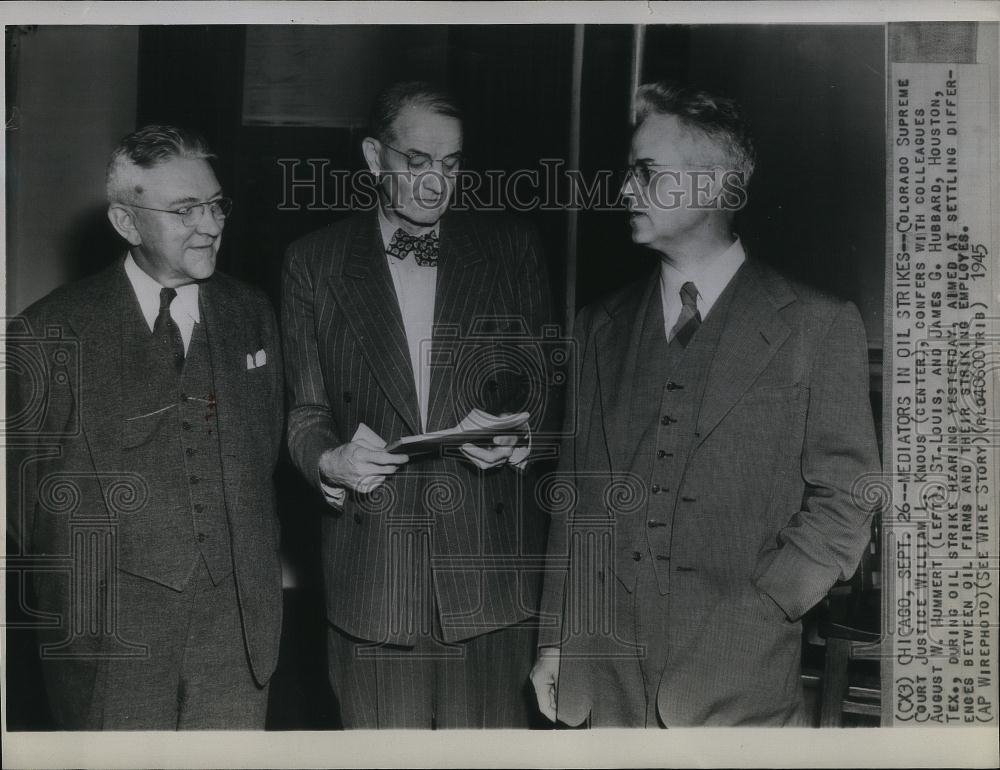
[247,349,267,369]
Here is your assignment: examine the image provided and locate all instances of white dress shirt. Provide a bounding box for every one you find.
[659,237,746,341]
[320,210,529,507]
[379,208,438,433]
[124,253,200,354]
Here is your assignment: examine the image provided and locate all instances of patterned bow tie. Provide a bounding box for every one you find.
[386,228,439,266]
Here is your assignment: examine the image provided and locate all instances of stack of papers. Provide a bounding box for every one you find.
[386,409,530,456]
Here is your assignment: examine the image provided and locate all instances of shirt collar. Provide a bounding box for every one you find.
[377,206,440,251]
[659,237,746,316]
[123,252,200,331]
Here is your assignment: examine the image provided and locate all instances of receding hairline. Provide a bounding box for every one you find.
[106,154,218,205]
[105,124,216,203]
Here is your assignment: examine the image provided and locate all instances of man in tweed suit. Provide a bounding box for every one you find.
[6,125,284,728]
[530,83,880,726]
[282,81,555,728]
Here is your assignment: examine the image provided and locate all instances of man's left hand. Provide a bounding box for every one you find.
[459,434,518,470]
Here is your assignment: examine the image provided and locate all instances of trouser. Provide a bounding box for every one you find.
[580,554,658,728]
[45,558,268,729]
[327,607,536,728]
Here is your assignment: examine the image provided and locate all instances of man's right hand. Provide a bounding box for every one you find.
[529,646,560,723]
[318,440,409,494]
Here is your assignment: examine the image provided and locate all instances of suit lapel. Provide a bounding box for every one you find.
[594,275,657,476]
[71,263,128,492]
[695,263,792,446]
[327,214,422,436]
[426,215,497,432]
[200,277,246,516]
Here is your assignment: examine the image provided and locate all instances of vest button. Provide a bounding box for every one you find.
[197,532,206,543]
[656,450,667,459]
[661,415,674,426]
[353,513,362,524]
[182,421,192,431]
[190,474,199,484]
[651,484,661,494]
[193,503,204,513]
[495,502,505,515]
[179,392,188,402]
[665,381,678,391]
[186,447,197,457]
[632,551,642,561]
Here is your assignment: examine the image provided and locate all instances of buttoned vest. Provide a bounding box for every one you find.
[619,275,740,594]
[118,292,232,589]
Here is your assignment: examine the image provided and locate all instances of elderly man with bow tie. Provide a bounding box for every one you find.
[281,81,557,728]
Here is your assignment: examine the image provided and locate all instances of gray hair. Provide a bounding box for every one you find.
[635,82,756,183]
[106,124,215,202]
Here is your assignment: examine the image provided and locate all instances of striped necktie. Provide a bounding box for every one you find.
[153,287,185,373]
[670,281,701,347]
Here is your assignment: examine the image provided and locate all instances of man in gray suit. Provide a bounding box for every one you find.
[531,83,880,726]
[6,125,284,728]
[282,81,556,728]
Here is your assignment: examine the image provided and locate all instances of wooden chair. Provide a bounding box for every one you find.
[817,513,882,727]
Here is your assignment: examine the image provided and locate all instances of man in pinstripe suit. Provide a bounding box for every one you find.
[282,82,556,728]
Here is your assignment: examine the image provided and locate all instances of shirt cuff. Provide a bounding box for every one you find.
[320,478,346,508]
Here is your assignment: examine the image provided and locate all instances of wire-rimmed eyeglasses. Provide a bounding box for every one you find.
[382,143,464,175]
[125,197,233,227]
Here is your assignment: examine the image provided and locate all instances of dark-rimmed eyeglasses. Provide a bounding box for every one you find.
[382,143,464,175]
[125,197,233,227]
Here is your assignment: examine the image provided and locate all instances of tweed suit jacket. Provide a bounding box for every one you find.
[539,259,881,726]
[6,260,284,724]
[281,210,555,646]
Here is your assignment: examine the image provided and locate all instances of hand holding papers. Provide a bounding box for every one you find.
[318,423,409,496]
[385,409,529,460]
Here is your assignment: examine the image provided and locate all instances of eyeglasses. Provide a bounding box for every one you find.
[621,162,717,187]
[382,143,464,175]
[125,197,233,227]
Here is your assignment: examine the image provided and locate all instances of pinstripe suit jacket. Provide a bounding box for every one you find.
[539,260,880,726]
[6,262,285,725]
[282,210,555,645]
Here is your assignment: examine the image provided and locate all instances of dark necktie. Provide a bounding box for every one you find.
[385,228,439,266]
[670,281,702,347]
[153,287,185,373]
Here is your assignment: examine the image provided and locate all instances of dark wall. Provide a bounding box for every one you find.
[579,25,886,348]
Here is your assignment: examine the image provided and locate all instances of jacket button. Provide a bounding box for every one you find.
[193,503,204,513]
[632,551,642,561]
[197,532,206,543]
[651,484,661,494]
[661,415,674,426]
[189,474,200,484]
[182,421,192,431]
[186,447,196,457]
[656,449,666,459]
[665,381,678,391]
[656,554,671,562]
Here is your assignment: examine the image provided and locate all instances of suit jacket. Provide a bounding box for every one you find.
[282,210,556,645]
[6,260,284,723]
[539,259,880,726]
